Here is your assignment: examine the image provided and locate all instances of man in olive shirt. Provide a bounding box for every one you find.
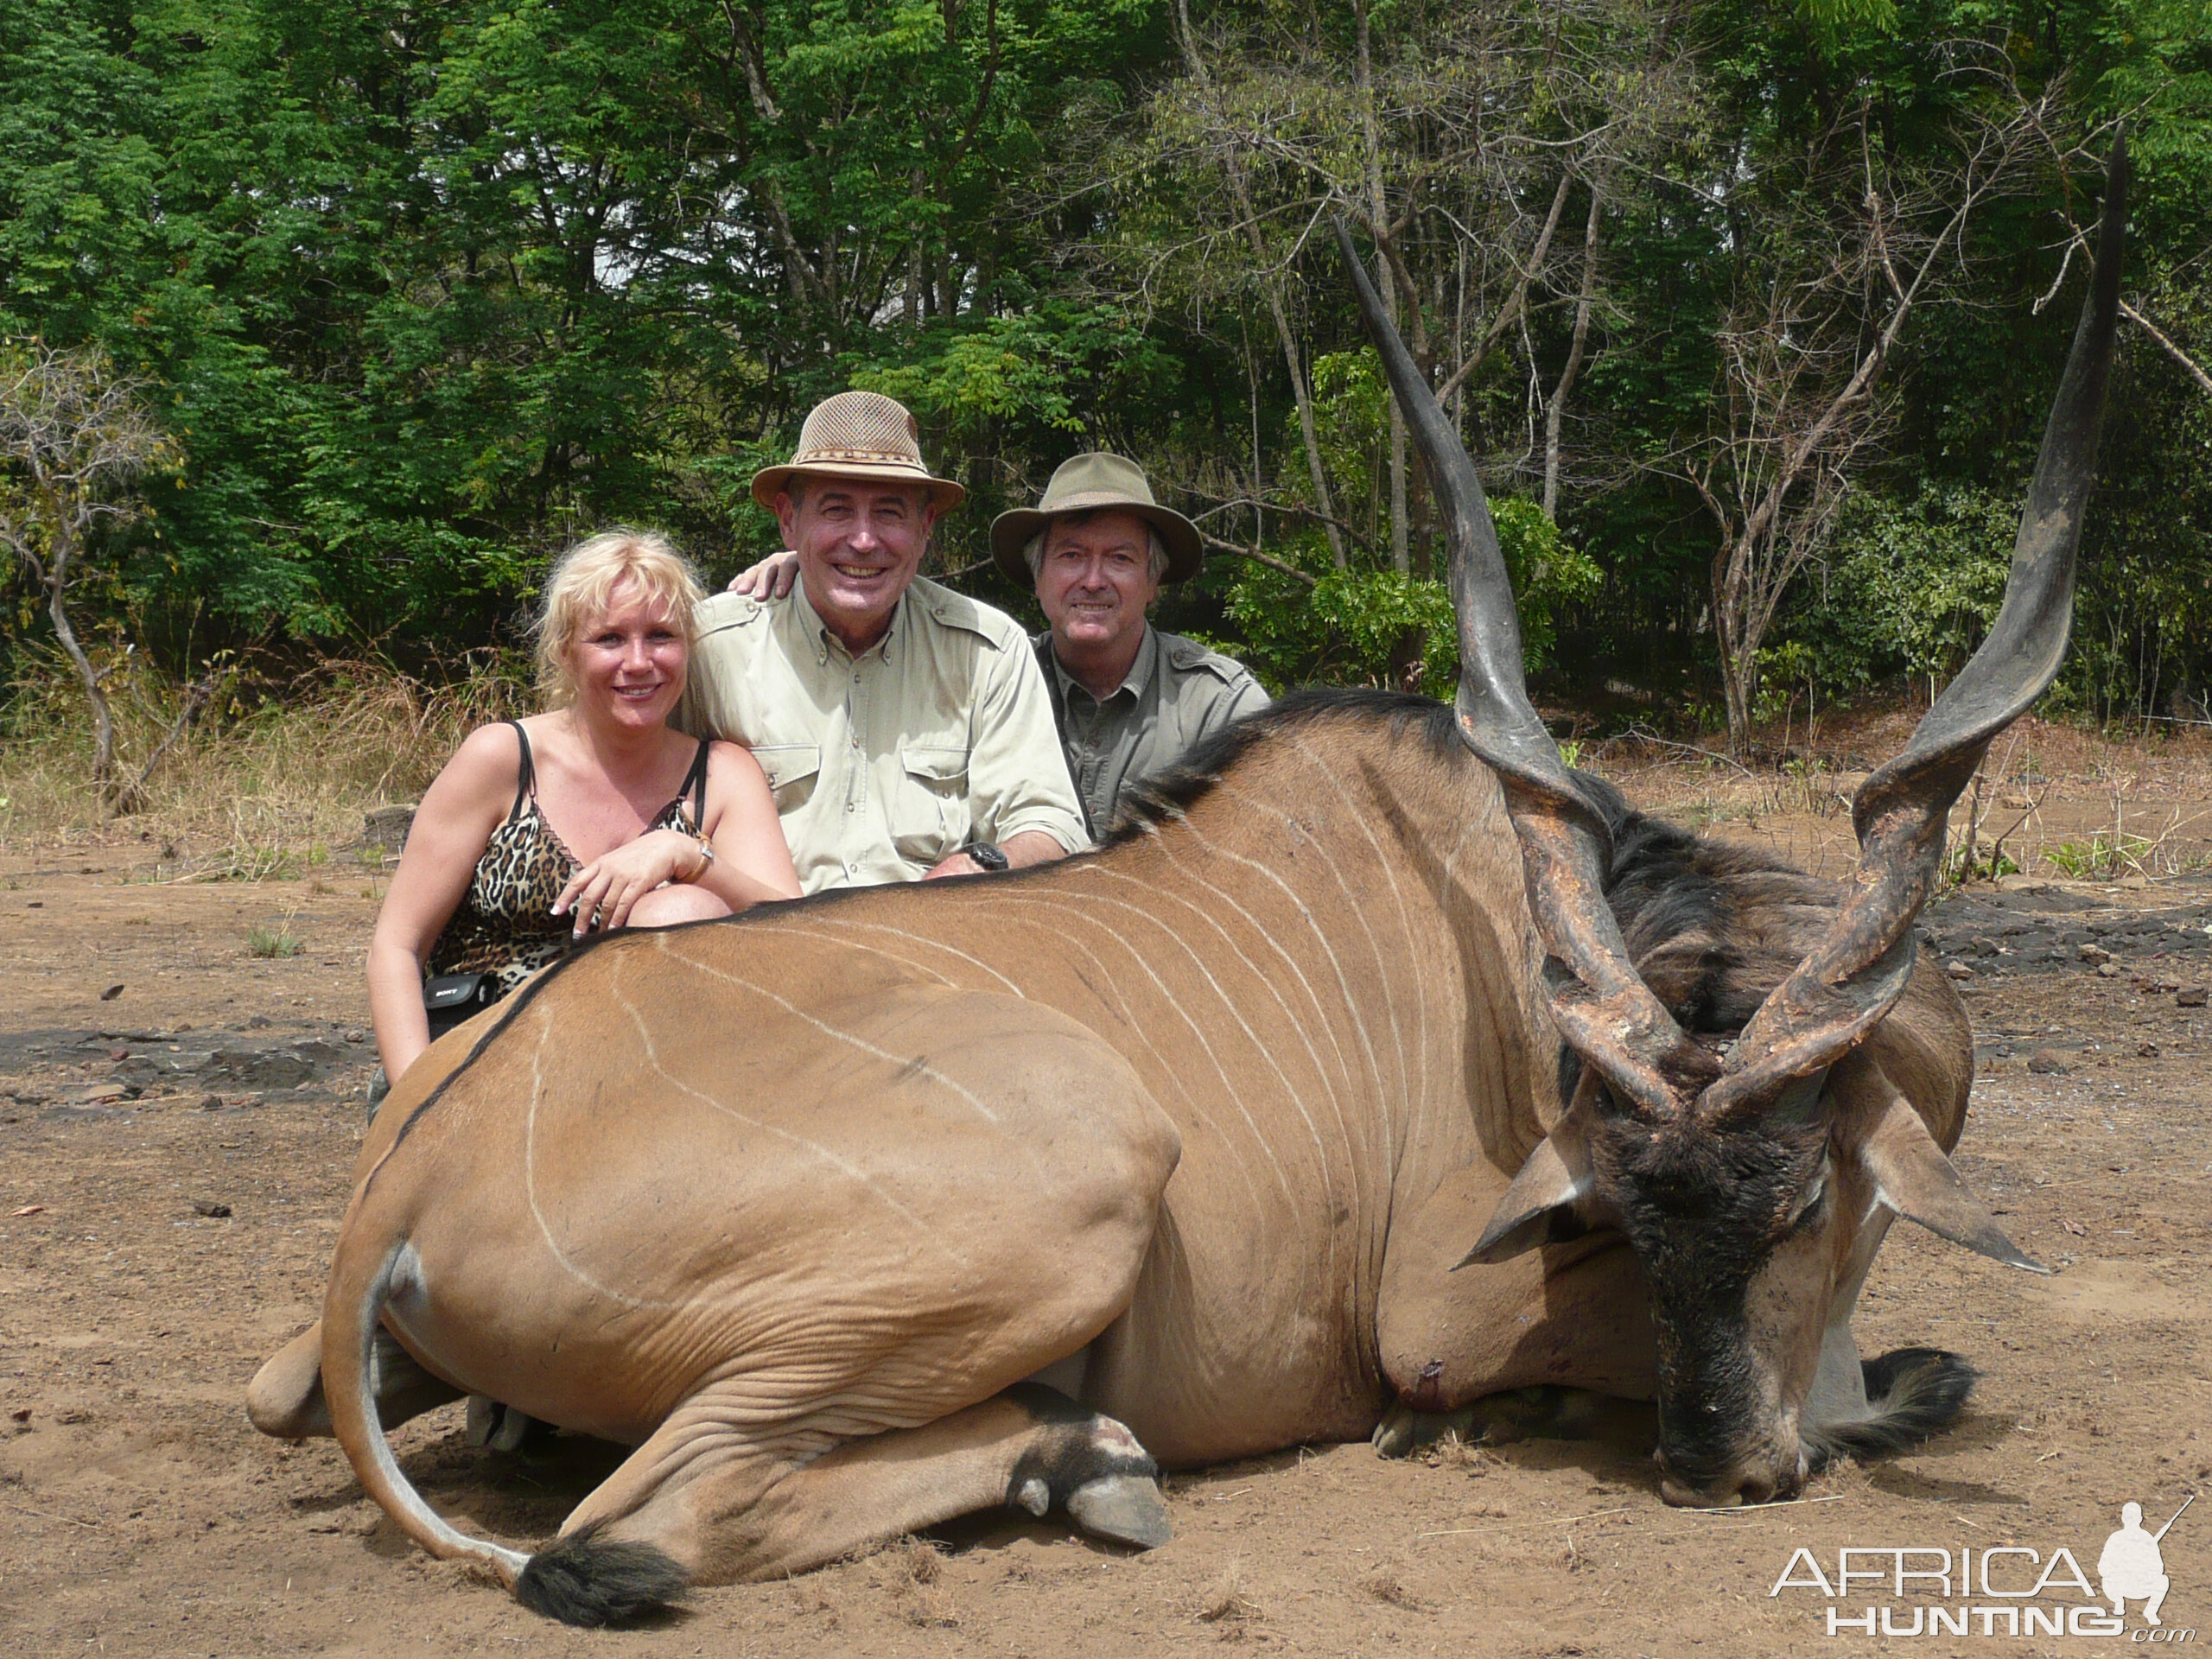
[683,391,1086,894]
[993,453,1270,838]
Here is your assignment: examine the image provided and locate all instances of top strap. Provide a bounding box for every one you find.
[680,735,711,829]
[1034,632,1071,729]
[506,720,536,824]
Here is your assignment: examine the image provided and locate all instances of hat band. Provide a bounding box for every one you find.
[790,449,931,468]
[1038,489,1159,512]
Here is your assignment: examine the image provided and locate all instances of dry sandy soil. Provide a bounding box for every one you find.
[3,728,2209,1658]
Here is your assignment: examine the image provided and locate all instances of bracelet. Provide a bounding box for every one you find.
[686,836,716,881]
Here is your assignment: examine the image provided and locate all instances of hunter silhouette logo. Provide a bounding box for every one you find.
[2101,1497,2190,1628]
[1768,1494,2196,1640]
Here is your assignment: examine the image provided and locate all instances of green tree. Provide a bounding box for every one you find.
[0,0,2206,739]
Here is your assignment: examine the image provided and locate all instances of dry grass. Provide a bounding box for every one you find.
[1588,711,2212,886]
[1194,1560,1262,1625]
[882,1537,957,1628]
[1425,1429,1499,1473]
[1357,1560,1431,1611]
[1804,1454,1873,1501]
[10,656,2209,895]
[0,651,530,874]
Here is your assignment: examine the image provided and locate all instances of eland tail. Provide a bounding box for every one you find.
[318,1231,686,1624]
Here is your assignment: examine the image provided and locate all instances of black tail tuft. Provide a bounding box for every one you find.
[512,1522,689,1627]
[1808,1346,1980,1466]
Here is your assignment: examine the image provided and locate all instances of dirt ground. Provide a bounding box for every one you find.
[3,733,2209,1658]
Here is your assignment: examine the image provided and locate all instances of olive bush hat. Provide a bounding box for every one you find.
[989,453,1203,584]
[750,391,966,512]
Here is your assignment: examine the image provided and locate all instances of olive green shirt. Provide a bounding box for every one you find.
[683,578,1088,894]
[1039,625,1272,838]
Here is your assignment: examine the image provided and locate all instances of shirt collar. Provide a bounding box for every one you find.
[785,576,904,668]
[1052,622,1155,705]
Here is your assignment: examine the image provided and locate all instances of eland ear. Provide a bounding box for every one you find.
[1458,1134,1591,1268]
[1859,1096,2045,1274]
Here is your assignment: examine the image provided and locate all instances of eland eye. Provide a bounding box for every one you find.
[1784,1170,1830,1234]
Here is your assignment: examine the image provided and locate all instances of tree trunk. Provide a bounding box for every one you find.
[1721,652,1756,758]
[906,169,925,325]
[1261,283,1345,569]
[1175,0,1344,567]
[1351,0,1407,573]
[1711,534,1758,757]
[1542,180,1604,519]
[41,521,119,810]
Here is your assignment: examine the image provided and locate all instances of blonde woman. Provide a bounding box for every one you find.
[367,531,799,1091]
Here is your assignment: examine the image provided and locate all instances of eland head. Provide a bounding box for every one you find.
[1338,132,2126,1506]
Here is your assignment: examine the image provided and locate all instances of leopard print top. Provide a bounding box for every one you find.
[424,721,710,998]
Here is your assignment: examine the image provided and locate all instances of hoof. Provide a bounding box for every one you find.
[467,1395,537,1452]
[1659,1476,1745,1509]
[1065,1473,1172,1549]
[1371,1403,1474,1459]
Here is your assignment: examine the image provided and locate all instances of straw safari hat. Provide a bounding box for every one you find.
[750,391,967,513]
[989,453,1203,585]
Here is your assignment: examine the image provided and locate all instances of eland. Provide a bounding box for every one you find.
[248,138,2127,1624]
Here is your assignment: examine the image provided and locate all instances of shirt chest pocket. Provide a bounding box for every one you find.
[893,741,972,863]
[751,743,823,813]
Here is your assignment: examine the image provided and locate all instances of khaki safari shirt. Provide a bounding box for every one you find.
[684,577,1088,894]
[1039,625,1271,838]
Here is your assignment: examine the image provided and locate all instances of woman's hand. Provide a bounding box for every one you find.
[553,828,706,936]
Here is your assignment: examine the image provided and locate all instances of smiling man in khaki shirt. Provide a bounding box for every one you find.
[683,392,1085,894]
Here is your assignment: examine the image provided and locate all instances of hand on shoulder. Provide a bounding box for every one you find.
[727,549,801,600]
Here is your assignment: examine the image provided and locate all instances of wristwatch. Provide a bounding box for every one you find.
[958,841,1009,873]
[686,836,717,880]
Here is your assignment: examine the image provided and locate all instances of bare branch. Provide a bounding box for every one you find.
[2045,214,2212,397]
[2119,299,2212,398]
[0,340,179,810]
[1686,80,2051,752]
[1198,531,1321,584]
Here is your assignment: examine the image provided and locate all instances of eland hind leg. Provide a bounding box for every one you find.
[702,1383,1169,1575]
[516,1384,1168,1624]
[247,1319,461,1439]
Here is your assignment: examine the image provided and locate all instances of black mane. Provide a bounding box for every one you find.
[1107,686,1463,841]
[1105,686,1829,1049]
[1590,785,1832,1033]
